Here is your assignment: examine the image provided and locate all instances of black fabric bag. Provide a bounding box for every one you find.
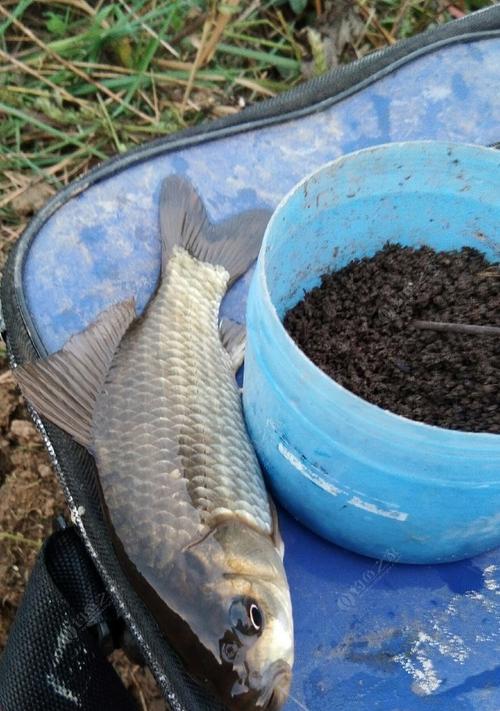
[1,8,500,710]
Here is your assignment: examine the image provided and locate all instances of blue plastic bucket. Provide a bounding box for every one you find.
[243,141,500,564]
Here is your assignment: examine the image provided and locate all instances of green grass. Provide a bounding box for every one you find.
[0,0,495,263]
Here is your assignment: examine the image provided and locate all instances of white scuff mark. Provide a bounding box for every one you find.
[418,597,470,664]
[429,623,469,663]
[46,623,83,706]
[425,84,452,101]
[395,632,442,696]
[287,692,312,711]
[396,597,473,696]
[445,512,500,539]
[485,578,500,592]
[53,622,75,665]
[484,564,500,593]
[276,441,409,520]
[348,495,408,522]
[96,199,117,213]
[277,442,341,496]
[75,241,94,267]
[465,591,484,602]
[46,675,81,706]
[70,504,86,524]
[465,589,498,615]
[446,600,457,616]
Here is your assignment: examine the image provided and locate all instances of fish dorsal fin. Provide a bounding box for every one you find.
[160,176,272,286]
[13,299,135,449]
[219,318,246,372]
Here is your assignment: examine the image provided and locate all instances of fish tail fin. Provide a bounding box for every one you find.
[13,299,136,448]
[159,176,271,286]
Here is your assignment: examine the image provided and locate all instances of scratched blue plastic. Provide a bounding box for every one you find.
[22,38,500,710]
[243,141,500,565]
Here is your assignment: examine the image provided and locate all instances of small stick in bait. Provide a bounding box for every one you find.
[412,320,500,337]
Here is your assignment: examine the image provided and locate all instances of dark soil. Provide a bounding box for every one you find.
[284,244,499,433]
[0,348,67,651]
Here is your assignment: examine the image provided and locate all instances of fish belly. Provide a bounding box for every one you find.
[93,248,272,575]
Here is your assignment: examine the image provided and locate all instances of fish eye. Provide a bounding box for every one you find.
[230,597,264,636]
[249,603,262,631]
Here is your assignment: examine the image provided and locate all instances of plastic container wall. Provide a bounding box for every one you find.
[243,141,500,564]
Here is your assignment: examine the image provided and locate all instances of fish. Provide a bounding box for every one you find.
[14,176,294,711]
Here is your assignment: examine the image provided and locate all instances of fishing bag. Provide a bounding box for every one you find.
[1,7,500,710]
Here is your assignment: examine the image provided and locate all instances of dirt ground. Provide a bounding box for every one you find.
[0,355,65,650]
[0,348,167,709]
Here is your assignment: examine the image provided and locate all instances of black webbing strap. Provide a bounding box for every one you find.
[0,525,139,711]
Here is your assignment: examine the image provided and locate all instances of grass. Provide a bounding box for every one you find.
[0,0,495,264]
[0,531,42,548]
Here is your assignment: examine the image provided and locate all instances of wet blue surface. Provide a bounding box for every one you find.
[23,38,500,709]
[280,508,500,710]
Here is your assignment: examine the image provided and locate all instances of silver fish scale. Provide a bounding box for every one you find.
[93,248,272,573]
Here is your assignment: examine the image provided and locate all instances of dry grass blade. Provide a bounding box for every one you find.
[169,10,209,44]
[0,371,14,385]
[236,0,261,24]
[0,47,91,111]
[478,268,500,278]
[182,16,213,111]
[391,0,415,35]
[234,77,276,97]
[0,531,42,549]
[198,0,241,67]
[0,100,107,160]
[36,0,109,22]
[130,667,148,711]
[115,0,179,58]
[412,319,500,336]
[358,3,397,45]
[0,5,155,124]
[0,180,53,211]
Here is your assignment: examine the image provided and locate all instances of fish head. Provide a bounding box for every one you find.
[200,520,294,710]
[216,584,293,710]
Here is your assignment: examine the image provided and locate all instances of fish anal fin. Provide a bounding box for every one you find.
[160,176,271,285]
[13,298,136,448]
[219,318,246,372]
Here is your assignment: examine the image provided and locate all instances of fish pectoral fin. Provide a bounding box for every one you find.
[219,318,246,372]
[13,298,135,448]
[160,175,272,285]
[268,496,285,560]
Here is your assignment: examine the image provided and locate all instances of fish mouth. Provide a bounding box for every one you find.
[257,661,292,711]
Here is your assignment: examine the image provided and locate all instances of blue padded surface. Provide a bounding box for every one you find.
[26,37,500,353]
[23,37,500,710]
